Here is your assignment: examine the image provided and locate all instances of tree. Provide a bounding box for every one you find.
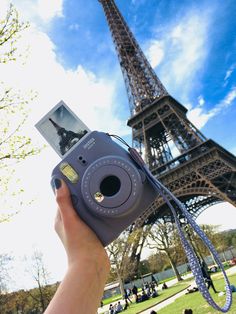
[0,4,41,222]
[147,251,169,274]
[0,254,13,313]
[26,250,52,312]
[106,229,141,296]
[128,224,152,277]
[147,220,184,281]
[184,224,222,264]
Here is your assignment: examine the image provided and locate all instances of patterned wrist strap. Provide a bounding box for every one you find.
[129,147,232,313]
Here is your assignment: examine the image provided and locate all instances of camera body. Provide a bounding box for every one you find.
[51,131,158,246]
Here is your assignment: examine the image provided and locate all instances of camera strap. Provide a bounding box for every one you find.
[127,145,232,312]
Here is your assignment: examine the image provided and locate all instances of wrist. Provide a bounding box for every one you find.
[67,253,110,279]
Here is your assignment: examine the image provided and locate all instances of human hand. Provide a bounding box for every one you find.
[53,178,110,273]
[45,179,110,314]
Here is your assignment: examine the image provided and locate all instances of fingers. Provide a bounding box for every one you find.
[53,178,78,223]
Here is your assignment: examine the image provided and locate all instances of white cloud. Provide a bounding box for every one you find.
[145,5,236,131]
[36,0,63,21]
[9,0,64,24]
[187,87,236,129]
[210,87,236,114]
[0,22,128,136]
[187,106,212,129]
[145,7,214,103]
[224,64,236,82]
[164,14,209,96]
[146,40,164,68]
[198,95,205,106]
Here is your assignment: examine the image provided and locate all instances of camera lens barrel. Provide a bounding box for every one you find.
[81,155,143,217]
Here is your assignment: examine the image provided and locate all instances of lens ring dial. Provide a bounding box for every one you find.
[81,155,143,217]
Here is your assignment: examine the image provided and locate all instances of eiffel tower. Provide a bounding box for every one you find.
[98,0,236,263]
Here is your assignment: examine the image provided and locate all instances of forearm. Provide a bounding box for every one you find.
[45,259,108,314]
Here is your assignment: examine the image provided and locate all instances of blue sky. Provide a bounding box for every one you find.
[0,0,236,290]
[52,0,236,149]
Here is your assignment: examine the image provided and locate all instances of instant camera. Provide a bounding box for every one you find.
[36,101,157,246]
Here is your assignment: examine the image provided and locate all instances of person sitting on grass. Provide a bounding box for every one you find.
[185,286,199,294]
[132,284,138,301]
[201,261,219,293]
[183,309,193,314]
[109,304,114,314]
[141,290,149,302]
[162,282,168,290]
[115,301,123,313]
[151,288,158,298]
[136,293,142,303]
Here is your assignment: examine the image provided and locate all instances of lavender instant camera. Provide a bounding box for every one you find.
[51,131,158,246]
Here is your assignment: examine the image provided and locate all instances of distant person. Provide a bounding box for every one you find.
[136,293,142,303]
[124,288,132,303]
[162,282,168,290]
[151,289,158,298]
[150,311,157,314]
[185,286,199,294]
[115,301,123,313]
[150,281,156,292]
[230,284,236,292]
[123,299,129,310]
[183,309,193,314]
[201,262,218,293]
[144,281,149,289]
[132,284,138,302]
[151,274,158,286]
[141,290,149,302]
[109,303,114,314]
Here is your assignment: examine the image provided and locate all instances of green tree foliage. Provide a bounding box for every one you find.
[0,3,28,63]
[221,229,236,250]
[0,284,58,314]
[0,4,41,222]
[0,250,58,314]
[146,251,170,274]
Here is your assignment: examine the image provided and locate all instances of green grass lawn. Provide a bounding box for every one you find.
[111,281,190,314]
[157,274,236,314]
[103,294,122,306]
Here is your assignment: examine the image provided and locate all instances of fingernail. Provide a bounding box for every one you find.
[53,178,62,190]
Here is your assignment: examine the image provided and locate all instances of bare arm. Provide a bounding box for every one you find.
[44,179,110,314]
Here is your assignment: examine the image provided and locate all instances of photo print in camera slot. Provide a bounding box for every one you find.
[35,101,90,158]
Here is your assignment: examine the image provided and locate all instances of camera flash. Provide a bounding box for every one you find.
[59,162,79,183]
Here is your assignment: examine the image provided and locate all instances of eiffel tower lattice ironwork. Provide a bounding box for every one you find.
[98,0,236,228]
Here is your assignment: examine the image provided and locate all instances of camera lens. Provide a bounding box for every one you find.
[100,175,121,197]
